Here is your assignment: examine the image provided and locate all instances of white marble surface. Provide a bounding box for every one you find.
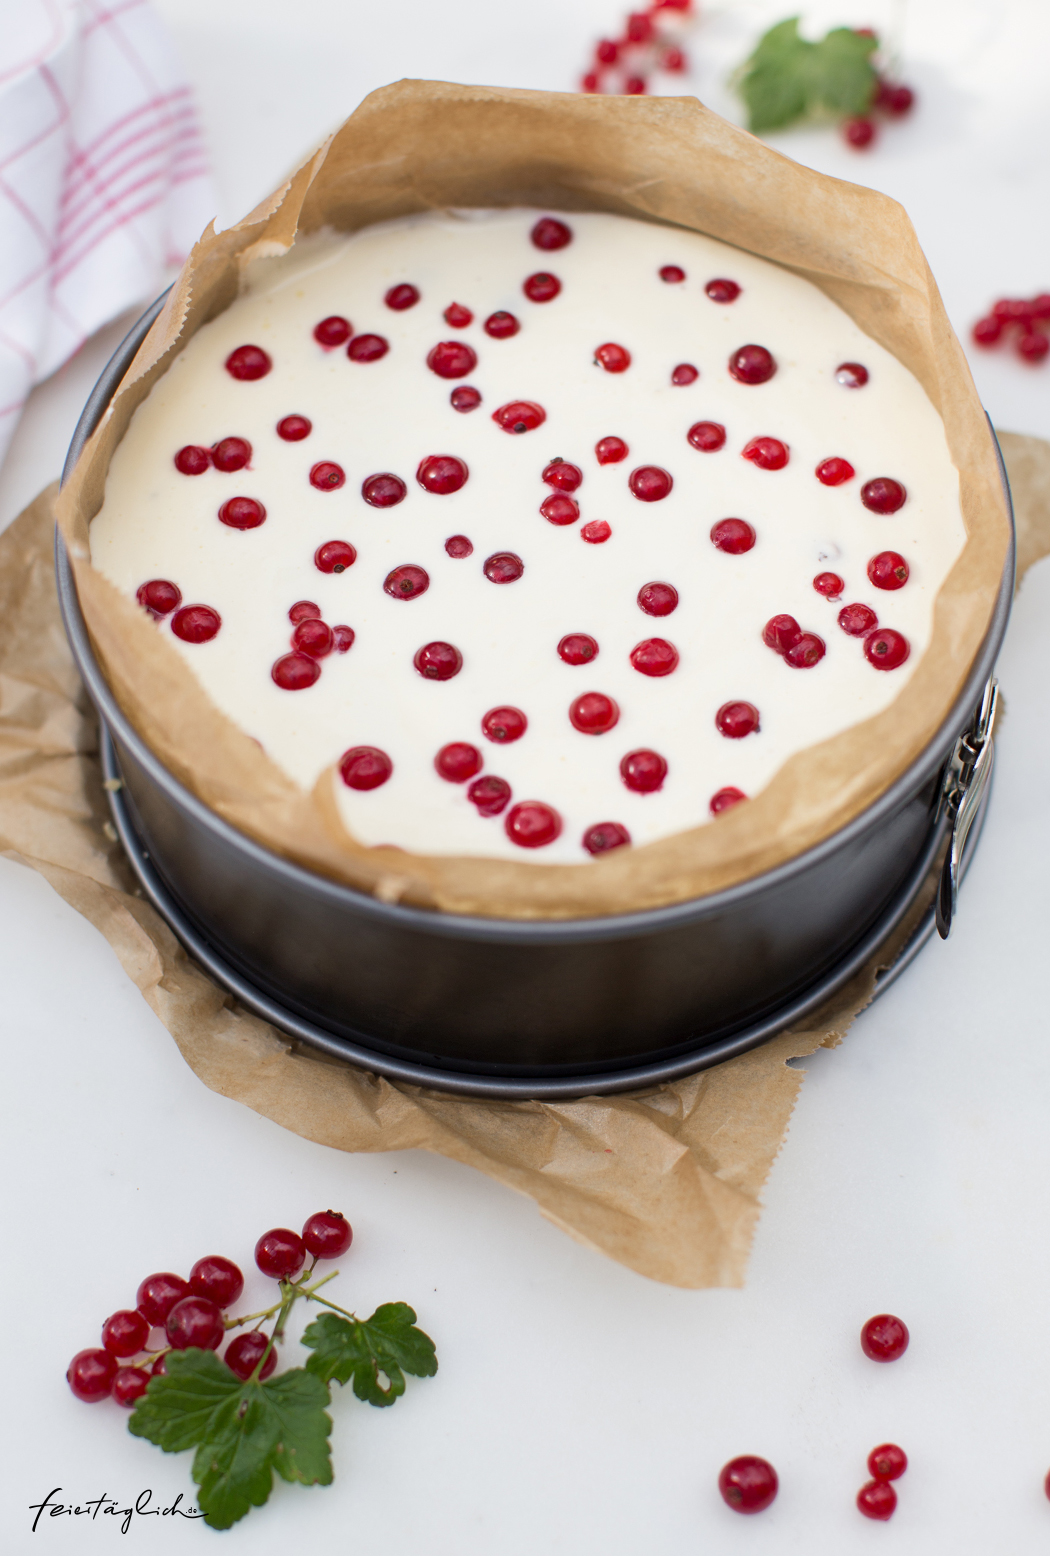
[2,1,1050,1549]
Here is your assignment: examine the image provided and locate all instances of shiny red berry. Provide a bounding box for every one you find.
[844,117,876,149]
[166,1296,224,1350]
[1019,330,1050,362]
[314,316,351,347]
[485,311,519,339]
[543,460,582,491]
[583,821,630,854]
[620,748,667,793]
[332,625,355,653]
[218,496,266,529]
[596,38,619,64]
[189,1256,244,1308]
[444,302,473,327]
[111,1367,150,1407]
[868,1443,907,1482]
[481,706,527,743]
[226,344,271,380]
[450,385,481,411]
[671,363,699,385]
[857,1480,896,1520]
[580,71,600,92]
[102,1309,150,1357]
[384,564,430,600]
[742,437,788,470]
[624,76,647,95]
[729,345,776,384]
[595,435,628,463]
[716,701,760,738]
[630,637,679,676]
[595,342,631,373]
[626,10,653,42]
[864,628,910,669]
[414,641,462,680]
[638,581,678,616]
[570,692,619,734]
[763,614,802,654]
[315,540,356,573]
[718,1456,778,1514]
[706,278,741,303]
[710,786,747,815]
[558,633,598,664]
[813,571,844,598]
[385,283,419,310]
[340,746,393,790]
[629,465,673,501]
[150,1356,167,1376]
[428,341,477,379]
[868,551,909,589]
[468,775,511,815]
[137,579,182,618]
[531,217,572,250]
[523,272,561,303]
[710,518,755,554]
[816,456,854,485]
[881,82,914,115]
[435,742,483,782]
[171,605,221,643]
[277,414,312,441]
[659,264,685,283]
[505,801,562,848]
[785,632,825,668]
[581,520,611,543]
[483,551,524,583]
[836,361,869,387]
[445,534,473,558]
[293,619,335,659]
[861,477,906,513]
[348,333,388,362]
[272,653,320,690]
[302,1209,353,1259]
[310,461,345,491]
[860,1313,909,1361]
[255,1228,307,1280]
[225,1332,277,1381]
[971,316,1002,347]
[289,600,321,622]
[493,400,545,433]
[417,454,468,494]
[211,436,251,472]
[362,472,407,507]
[136,1273,190,1326]
[174,444,210,475]
[838,602,878,636]
[68,1348,118,1403]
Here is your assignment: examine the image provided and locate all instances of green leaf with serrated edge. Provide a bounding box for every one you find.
[129,1350,332,1531]
[810,27,878,117]
[302,1304,438,1407]
[737,16,877,134]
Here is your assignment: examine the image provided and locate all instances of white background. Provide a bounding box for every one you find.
[2,0,1050,1549]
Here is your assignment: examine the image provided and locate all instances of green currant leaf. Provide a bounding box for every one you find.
[129,1350,332,1530]
[737,16,877,134]
[302,1304,438,1406]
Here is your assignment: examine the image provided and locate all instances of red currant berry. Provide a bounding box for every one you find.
[523,272,561,303]
[485,311,519,339]
[293,619,335,658]
[226,344,271,380]
[171,605,221,643]
[864,628,910,670]
[136,1273,190,1326]
[450,385,481,411]
[671,363,699,385]
[384,565,430,600]
[111,1367,150,1407]
[716,701,760,738]
[254,1228,307,1280]
[189,1256,244,1308]
[742,437,788,470]
[211,436,251,472]
[166,1295,224,1350]
[659,265,685,283]
[417,454,468,494]
[706,278,741,303]
[882,83,914,115]
[624,76,647,95]
[637,582,678,616]
[816,456,855,485]
[687,421,727,452]
[729,344,776,384]
[861,477,906,513]
[428,340,478,378]
[435,742,483,782]
[569,692,619,734]
[972,316,1002,347]
[272,653,320,690]
[836,361,869,387]
[314,316,352,347]
[710,786,747,815]
[151,1356,167,1377]
[860,1313,910,1361]
[868,1443,907,1482]
[225,1331,277,1381]
[785,632,826,668]
[626,10,653,43]
[67,1348,117,1403]
[763,614,802,654]
[630,637,679,676]
[137,579,182,618]
[414,641,462,680]
[445,534,473,558]
[664,53,688,80]
[543,460,582,491]
[277,414,312,441]
[482,706,527,743]
[493,400,546,433]
[583,821,631,854]
[558,632,598,664]
[468,775,511,816]
[1018,330,1050,362]
[302,1209,353,1259]
[506,801,561,848]
[174,444,210,475]
[340,746,393,790]
[444,302,473,327]
[102,1309,150,1357]
[718,1456,778,1515]
[594,342,631,373]
[596,38,619,64]
[857,1480,896,1520]
[310,461,345,491]
[838,602,878,636]
[531,217,572,251]
[595,435,628,464]
[289,600,321,622]
[813,571,844,599]
[580,71,600,92]
[581,520,611,543]
[385,283,419,310]
[362,472,407,507]
[844,117,876,149]
[348,334,389,362]
[332,625,355,652]
[993,297,1030,321]
[315,540,356,573]
[629,465,673,501]
[868,551,909,589]
[620,748,667,793]
[483,551,524,583]
[710,518,756,554]
[218,496,266,529]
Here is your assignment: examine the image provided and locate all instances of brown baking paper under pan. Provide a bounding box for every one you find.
[54,81,1012,921]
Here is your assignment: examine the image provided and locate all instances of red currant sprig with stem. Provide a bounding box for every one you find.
[580,0,694,98]
[972,293,1050,364]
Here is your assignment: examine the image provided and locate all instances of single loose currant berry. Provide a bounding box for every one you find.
[558,633,598,664]
[710,787,747,815]
[314,316,352,347]
[594,342,631,373]
[972,316,1002,347]
[362,472,407,507]
[428,341,478,379]
[171,605,221,643]
[211,436,251,472]
[272,653,320,690]
[332,625,355,653]
[596,38,619,65]
[844,117,877,149]
[742,437,788,470]
[414,641,462,680]
[190,1256,244,1308]
[718,1456,778,1515]
[445,534,473,558]
[482,706,527,743]
[580,71,600,93]
[864,628,910,670]
[861,477,907,513]
[881,82,914,115]
[638,581,678,616]
[254,1228,307,1280]
[226,344,271,380]
[729,345,776,384]
[174,444,210,475]
[716,701,760,739]
[137,1273,190,1326]
[166,1296,224,1351]
[620,749,667,793]
[450,385,482,412]
[435,742,483,782]
[523,272,561,303]
[581,520,611,543]
[868,551,909,589]
[857,1480,896,1520]
[315,540,356,573]
[340,747,393,790]
[860,1313,910,1361]
[444,302,473,327]
[595,435,628,464]
[225,1331,277,1381]
[1018,331,1050,363]
[384,564,430,600]
[506,802,562,848]
[289,600,321,622]
[816,456,855,485]
[483,551,524,584]
[624,76,647,96]
[102,1309,150,1357]
[294,618,335,658]
[302,1209,353,1259]
[836,361,869,388]
[218,496,266,529]
[137,579,182,618]
[868,1444,908,1482]
[706,278,741,303]
[838,602,878,636]
[763,614,802,654]
[569,692,620,734]
[531,216,572,251]
[385,282,420,311]
[277,414,312,441]
[583,821,630,854]
[310,461,345,491]
[710,518,756,554]
[417,454,468,494]
[630,638,679,676]
[543,460,582,492]
[688,421,727,453]
[347,333,389,362]
[493,401,546,433]
[813,571,844,599]
[67,1348,118,1403]
[485,311,520,339]
[111,1367,150,1407]
[659,265,685,283]
[785,632,826,669]
[629,466,673,501]
[468,775,511,816]
[671,363,699,385]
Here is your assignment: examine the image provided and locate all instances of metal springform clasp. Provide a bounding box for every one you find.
[936,677,998,939]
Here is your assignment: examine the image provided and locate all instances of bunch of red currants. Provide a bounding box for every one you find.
[972,295,1050,364]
